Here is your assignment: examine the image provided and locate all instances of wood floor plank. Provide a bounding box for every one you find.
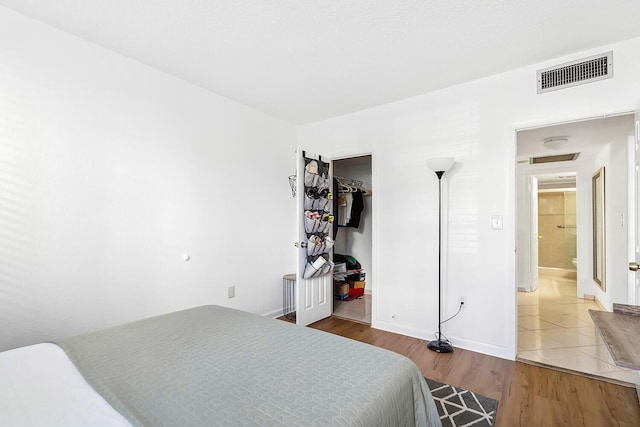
[308,316,640,427]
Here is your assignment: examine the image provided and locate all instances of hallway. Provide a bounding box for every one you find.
[517,270,638,385]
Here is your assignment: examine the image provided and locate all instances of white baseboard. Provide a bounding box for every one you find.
[264,308,284,318]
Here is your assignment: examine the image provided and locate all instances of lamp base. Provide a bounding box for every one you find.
[427,339,453,353]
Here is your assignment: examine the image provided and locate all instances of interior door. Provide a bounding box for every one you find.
[630,103,640,305]
[529,176,540,291]
[296,151,333,325]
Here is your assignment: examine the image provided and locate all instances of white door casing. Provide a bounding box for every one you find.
[630,103,640,306]
[529,176,539,292]
[296,151,333,326]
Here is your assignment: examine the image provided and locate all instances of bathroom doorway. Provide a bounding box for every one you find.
[537,185,577,279]
[515,113,637,385]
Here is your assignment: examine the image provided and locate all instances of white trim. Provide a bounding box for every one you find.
[265,308,284,318]
[514,111,634,133]
[371,321,515,361]
[511,108,633,361]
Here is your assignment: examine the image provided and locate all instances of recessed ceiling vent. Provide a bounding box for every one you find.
[529,153,580,164]
[537,52,612,94]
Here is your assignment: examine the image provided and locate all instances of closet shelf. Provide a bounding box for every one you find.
[335,175,372,196]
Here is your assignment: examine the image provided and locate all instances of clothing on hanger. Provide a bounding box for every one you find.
[338,192,353,226]
[346,190,364,228]
[332,178,339,239]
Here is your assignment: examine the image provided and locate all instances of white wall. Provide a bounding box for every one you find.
[594,136,631,309]
[4,7,640,362]
[0,8,297,352]
[299,37,640,359]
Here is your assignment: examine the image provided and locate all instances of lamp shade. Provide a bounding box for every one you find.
[427,157,455,173]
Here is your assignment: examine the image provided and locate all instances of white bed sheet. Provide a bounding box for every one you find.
[0,342,131,427]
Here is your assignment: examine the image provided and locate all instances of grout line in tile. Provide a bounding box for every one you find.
[516,273,629,385]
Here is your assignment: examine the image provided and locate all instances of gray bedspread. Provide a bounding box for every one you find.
[57,305,440,426]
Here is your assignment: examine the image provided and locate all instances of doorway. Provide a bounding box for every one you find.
[538,185,577,279]
[515,114,637,384]
[332,155,372,324]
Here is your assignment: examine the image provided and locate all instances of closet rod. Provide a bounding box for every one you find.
[334,175,364,187]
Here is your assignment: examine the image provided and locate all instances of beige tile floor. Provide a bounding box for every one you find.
[517,270,638,385]
[333,293,371,324]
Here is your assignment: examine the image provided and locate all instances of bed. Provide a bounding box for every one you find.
[0,305,440,426]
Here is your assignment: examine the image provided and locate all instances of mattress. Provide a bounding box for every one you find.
[0,342,131,427]
[1,305,440,426]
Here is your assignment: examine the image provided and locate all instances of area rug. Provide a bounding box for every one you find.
[425,378,498,427]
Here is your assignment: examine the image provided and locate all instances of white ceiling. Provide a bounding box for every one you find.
[517,113,635,187]
[2,1,640,124]
[517,113,635,161]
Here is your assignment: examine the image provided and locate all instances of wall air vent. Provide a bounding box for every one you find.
[529,153,580,164]
[537,51,612,94]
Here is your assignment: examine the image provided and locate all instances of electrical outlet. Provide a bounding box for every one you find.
[228,286,235,299]
[459,296,466,306]
[491,215,503,230]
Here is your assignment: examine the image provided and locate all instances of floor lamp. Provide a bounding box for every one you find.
[426,157,455,353]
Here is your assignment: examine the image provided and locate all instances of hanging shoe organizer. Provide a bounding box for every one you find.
[302,156,335,279]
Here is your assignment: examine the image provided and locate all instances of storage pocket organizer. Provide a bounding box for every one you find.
[304,194,331,212]
[304,211,333,234]
[303,255,334,279]
[315,197,331,212]
[318,176,331,191]
[317,217,332,234]
[303,193,314,210]
[304,170,319,187]
[306,236,334,256]
[304,214,319,233]
[301,155,334,278]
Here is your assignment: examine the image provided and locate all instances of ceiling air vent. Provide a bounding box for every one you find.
[537,52,612,94]
[529,153,580,164]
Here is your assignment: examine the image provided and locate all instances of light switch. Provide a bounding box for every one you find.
[491,215,503,230]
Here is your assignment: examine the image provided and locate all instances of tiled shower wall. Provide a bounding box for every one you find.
[538,191,577,269]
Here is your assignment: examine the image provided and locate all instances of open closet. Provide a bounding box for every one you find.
[332,155,373,324]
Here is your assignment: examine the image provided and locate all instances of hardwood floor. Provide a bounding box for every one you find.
[309,316,640,427]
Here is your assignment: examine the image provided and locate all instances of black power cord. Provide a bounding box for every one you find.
[441,301,464,325]
[433,301,464,343]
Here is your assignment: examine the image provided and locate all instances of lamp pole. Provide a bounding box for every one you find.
[426,158,454,354]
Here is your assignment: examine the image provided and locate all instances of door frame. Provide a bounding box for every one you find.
[519,168,578,292]
[510,109,634,357]
[629,104,640,306]
[528,175,539,293]
[627,134,637,305]
[331,150,377,325]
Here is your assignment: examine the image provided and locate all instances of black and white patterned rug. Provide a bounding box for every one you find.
[425,378,498,427]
